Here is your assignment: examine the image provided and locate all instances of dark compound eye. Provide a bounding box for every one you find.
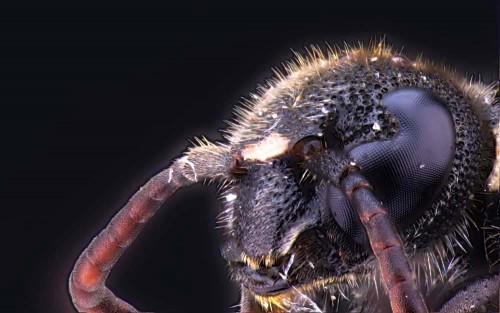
[328,87,456,245]
[291,136,325,161]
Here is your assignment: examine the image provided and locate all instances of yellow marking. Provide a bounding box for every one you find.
[240,251,279,271]
[487,124,500,191]
[251,272,363,312]
[241,133,290,162]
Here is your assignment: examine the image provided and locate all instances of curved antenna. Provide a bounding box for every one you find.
[69,142,230,313]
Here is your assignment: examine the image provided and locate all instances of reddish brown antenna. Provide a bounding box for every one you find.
[341,165,428,313]
[69,143,230,313]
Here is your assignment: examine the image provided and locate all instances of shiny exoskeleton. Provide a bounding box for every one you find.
[69,43,499,313]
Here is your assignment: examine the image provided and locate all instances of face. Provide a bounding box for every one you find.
[69,42,499,313]
[217,45,498,311]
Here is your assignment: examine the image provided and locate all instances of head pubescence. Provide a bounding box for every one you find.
[192,42,499,310]
[68,42,498,313]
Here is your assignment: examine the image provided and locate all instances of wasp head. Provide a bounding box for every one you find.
[69,41,499,313]
[213,43,498,311]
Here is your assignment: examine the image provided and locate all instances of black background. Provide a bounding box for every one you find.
[1,1,498,312]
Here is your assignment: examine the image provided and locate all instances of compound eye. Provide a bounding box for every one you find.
[329,87,457,245]
[291,136,325,161]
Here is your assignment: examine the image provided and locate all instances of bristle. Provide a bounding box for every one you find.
[214,39,498,312]
[224,39,494,150]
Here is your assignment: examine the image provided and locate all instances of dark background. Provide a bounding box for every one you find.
[1,1,498,312]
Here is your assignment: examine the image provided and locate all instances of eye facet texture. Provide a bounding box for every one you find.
[329,88,456,245]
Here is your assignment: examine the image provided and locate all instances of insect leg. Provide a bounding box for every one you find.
[340,166,428,313]
[69,143,231,313]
